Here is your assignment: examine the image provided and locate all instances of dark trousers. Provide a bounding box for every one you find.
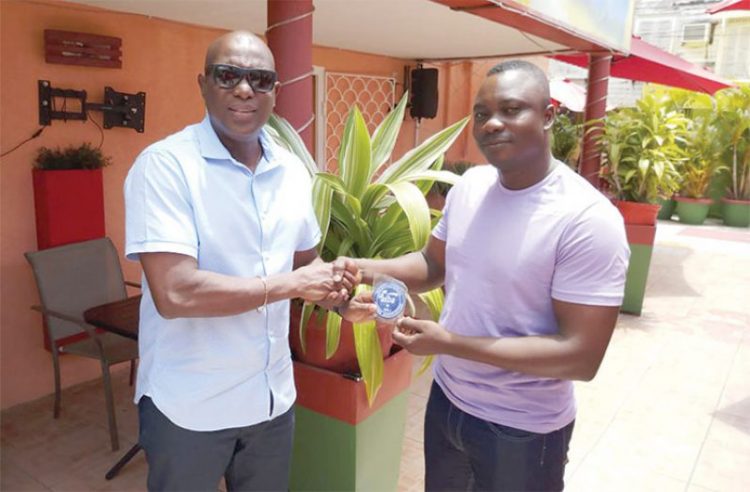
[138,396,295,492]
[424,382,575,492]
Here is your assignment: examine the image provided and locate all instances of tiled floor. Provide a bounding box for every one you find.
[2,219,749,491]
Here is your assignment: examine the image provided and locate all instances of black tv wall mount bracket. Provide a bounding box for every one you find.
[38,80,146,133]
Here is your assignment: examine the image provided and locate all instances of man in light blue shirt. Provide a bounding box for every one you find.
[124,31,356,491]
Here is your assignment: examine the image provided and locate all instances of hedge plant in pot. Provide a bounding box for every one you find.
[599,93,688,225]
[652,87,715,220]
[267,95,468,491]
[674,111,725,225]
[715,85,750,227]
[598,93,688,316]
[32,143,111,250]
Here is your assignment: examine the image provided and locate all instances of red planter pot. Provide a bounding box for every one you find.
[614,200,661,226]
[289,304,394,374]
[32,168,106,249]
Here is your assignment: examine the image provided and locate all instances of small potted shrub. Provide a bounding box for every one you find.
[674,112,724,224]
[715,85,750,227]
[599,93,687,225]
[598,93,688,316]
[32,143,110,249]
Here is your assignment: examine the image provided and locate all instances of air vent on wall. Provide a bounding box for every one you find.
[682,23,711,46]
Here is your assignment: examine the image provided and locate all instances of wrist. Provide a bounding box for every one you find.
[266,272,297,302]
[438,330,457,355]
[356,259,373,284]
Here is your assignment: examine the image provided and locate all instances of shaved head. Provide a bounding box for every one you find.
[204,31,275,69]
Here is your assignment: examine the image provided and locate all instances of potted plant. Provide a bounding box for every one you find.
[598,93,689,316]
[673,111,724,224]
[599,93,688,225]
[31,143,111,351]
[715,85,750,227]
[32,142,110,250]
[267,94,468,491]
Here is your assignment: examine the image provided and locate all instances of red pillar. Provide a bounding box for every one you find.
[266,0,314,152]
[579,53,612,188]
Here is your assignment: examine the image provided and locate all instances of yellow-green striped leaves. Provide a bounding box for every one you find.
[266,113,318,176]
[371,94,409,177]
[415,288,445,376]
[338,106,371,200]
[384,181,431,251]
[377,116,469,185]
[325,311,343,360]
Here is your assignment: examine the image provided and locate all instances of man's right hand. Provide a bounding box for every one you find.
[294,257,360,303]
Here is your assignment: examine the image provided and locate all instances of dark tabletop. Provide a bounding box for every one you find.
[83,295,141,340]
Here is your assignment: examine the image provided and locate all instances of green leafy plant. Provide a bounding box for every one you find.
[33,143,111,170]
[550,112,582,170]
[267,93,469,403]
[652,87,725,199]
[598,93,689,204]
[715,84,750,200]
[679,113,725,198]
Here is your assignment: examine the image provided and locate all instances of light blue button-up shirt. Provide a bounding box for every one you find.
[124,115,320,431]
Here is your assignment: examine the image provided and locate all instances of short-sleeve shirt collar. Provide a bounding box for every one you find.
[195,113,280,175]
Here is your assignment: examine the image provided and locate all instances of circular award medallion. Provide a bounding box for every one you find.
[373,280,407,321]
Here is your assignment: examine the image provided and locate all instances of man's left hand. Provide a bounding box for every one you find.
[392,317,452,356]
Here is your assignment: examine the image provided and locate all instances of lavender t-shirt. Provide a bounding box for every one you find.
[432,162,629,433]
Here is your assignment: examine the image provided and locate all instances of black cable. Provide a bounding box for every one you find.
[0,127,46,158]
[87,110,105,149]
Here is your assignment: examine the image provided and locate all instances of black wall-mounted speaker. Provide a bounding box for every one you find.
[410,68,438,119]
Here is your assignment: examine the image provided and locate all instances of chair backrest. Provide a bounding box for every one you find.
[25,238,128,341]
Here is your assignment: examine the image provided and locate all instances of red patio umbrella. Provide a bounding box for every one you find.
[553,36,734,94]
[707,0,750,14]
[550,78,587,112]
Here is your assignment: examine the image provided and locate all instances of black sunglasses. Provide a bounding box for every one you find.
[206,64,278,93]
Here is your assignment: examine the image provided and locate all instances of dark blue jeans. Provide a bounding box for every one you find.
[424,382,574,491]
[138,396,295,492]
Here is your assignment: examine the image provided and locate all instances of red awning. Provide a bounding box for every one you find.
[553,36,734,94]
[707,0,750,14]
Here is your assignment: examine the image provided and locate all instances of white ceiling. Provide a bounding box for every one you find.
[73,0,569,60]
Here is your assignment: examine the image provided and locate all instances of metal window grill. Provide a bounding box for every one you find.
[324,72,396,171]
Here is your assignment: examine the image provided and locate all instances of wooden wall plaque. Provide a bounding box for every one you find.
[44,30,122,69]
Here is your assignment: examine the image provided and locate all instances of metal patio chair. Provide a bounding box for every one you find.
[25,237,139,451]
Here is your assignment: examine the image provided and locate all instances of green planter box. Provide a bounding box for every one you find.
[621,224,656,316]
[290,348,413,491]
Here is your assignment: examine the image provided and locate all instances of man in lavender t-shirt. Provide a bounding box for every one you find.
[345,60,629,491]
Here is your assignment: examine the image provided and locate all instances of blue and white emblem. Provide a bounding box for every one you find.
[373,280,407,321]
